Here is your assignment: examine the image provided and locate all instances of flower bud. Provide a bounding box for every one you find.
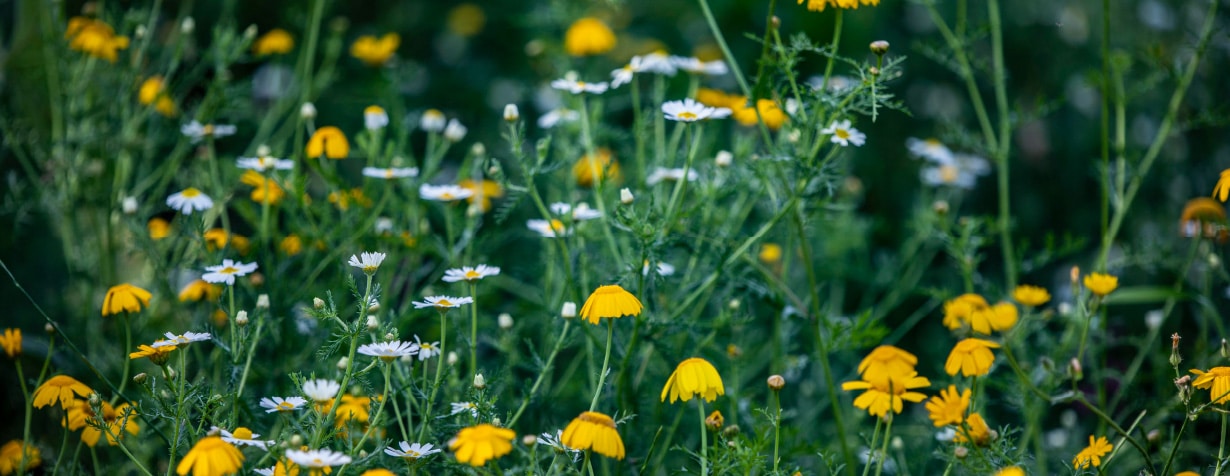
[313,297,325,309]
[133,373,147,384]
[498,313,514,329]
[337,356,349,370]
[88,393,101,406]
[704,410,724,431]
[180,17,195,34]
[122,197,139,214]
[620,188,634,205]
[135,25,147,39]
[492,417,501,427]
[164,368,176,380]
[504,104,520,122]
[726,344,743,358]
[290,434,303,446]
[444,119,467,142]
[954,446,969,459]
[243,25,258,41]
[521,434,537,446]
[868,67,880,76]
[1069,266,1080,286]
[256,144,272,157]
[561,302,577,318]
[358,450,367,459]
[300,102,317,120]
[366,315,379,330]
[723,425,740,437]
[235,310,249,327]
[1221,338,1229,360]
[870,40,889,55]
[45,323,55,334]
[728,299,741,310]
[249,273,265,286]
[1170,333,1183,367]
[1069,358,1083,380]
[714,150,733,167]
[256,294,270,309]
[767,375,785,391]
[470,142,486,157]
[447,352,459,366]
[473,373,486,390]
[384,333,395,342]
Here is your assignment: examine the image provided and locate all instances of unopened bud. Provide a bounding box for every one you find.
[770,16,780,29]
[447,352,458,366]
[301,102,317,120]
[135,25,147,39]
[384,333,395,342]
[337,356,349,370]
[492,417,501,427]
[498,313,514,329]
[504,104,520,122]
[45,323,55,334]
[180,17,195,34]
[290,434,303,446]
[313,297,325,309]
[704,410,724,431]
[1221,338,1229,359]
[1070,266,1081,286]
[767,375,785,391]
[256,144,272,157]
[444,119,467,142]
[473,373,486,390]
[366,315,378,330]
[714,151,733,168]
[1171,333,1183,367]
[561,302,577,318]
[235,310,249,327]
[1069,358,1083,380]
[88,393,101,406]
[470,142,486,157]
[620,188,634,205]
[358,450,367,458]
[726,344,743,358]
[728,299,741,310]
[870,40,890,55]
[521,434,537,446]
[1147,429,1161,443]
[243,25,258,41]
[133,373,147,384]
[722,425,740,437]
[164,368,176,380]
[868,67,880,76]
[954,446,969,459]
[122,197,138,214]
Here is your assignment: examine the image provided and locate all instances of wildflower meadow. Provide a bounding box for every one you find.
[4,0,1230,475]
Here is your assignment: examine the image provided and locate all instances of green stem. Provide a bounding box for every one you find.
[165,348,188,476]
[873,416,893,476]
[417,309,449,441]
[987,0,1017,289]
[508,320,572,428]
[860,418,883,476]
[1098,0,1111,239]
[116,313,132,399]
[772,389,782,473]
[577,96,625,267]
[698,400,708,476]
[588,319,615,412]
[16,362,32,474]
[1217,413,1228,476]
[340,365,392,476]
[694,0,773,146]
[312,275,371,448]
[469,283,478,378]
[820,10,843,92]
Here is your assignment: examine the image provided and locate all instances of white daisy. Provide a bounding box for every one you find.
[527,219,571,238]
[642,260,676,276]
[364,105,388,131]
[362,167,419,179]
[537,108,580,129]
[920,154,991,190]
[219,427,273,450]
[632,52,677,75]
[375,217,395,234]
[539,429,582,460]
[253,468,275,476]
[662,98,729,122]
[259,396,308,413]
[610,64,635,88]
[237,156,294,171]
[645,167,700,186]
[420,109,446,133]
[448,401,479,417]
[348,251,387,274]
[151,331,211,348]
[549,203,602,221]
[302,379,341,403]
[821,120,866,147]
[443,119,467,142]
[670,56,728,76]
[384,441,442,460]
[413,335,441,361]
[412,296,474,309]
[284,448,352,469]
[442,265,501,283]
[419,184,474,202]
[181,121,237,143]
[357,341,419,361]
[201,259,259,285]
[905,137,955,163]
[166,187,214,214]
[550,78,609,95]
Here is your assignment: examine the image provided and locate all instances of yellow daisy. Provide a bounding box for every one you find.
[561,411,625,459]
[578,285,643,325]
[661,358,725,403]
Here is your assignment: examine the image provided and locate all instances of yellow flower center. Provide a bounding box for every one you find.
[277,402,295,410]
[203,124,214,135]
[384,169,394,178]
[835,129,850,139]
[233,427,253,439]
[440,192,455,200]
[437,299,453,307]
[549,219,566,232]
[220,266,239,274]
[464,270,481,279]
[678,111,698,120]
[182,188,201,197]
[939,165,959,184]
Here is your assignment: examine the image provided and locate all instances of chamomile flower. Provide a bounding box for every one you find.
[633,52,676,75]
[364,105,389,131]
[237,156,294,172]
[449,402,479,417]
[551,77,609,95]
[539,430,583,460]
[821,120,866,147]
[362,167,419,179]
[259,396,308,413]
[670,56,728,75]
[357,341,418,362]
[662,98,729,122]
[645,167,700,185]
[419,184,474,202]
[920,154,991,189]
[285,448,352,471]
[538,108,580,129]
[384,441,441,460]
[643,260,676,276]
[151,331,211,348]
[202,260,259,285]
[302,379,341,403]
[610,64,635,88]
[420,109,447,133]
[219,427,273,450]
[412,296,474,309]
[413,335,441,361]
[166,188,214,214]
[442,265,501,282]
[443,119,467,142]
[181,121,237,143]
[549,203,603,221]
[348,251,387,274]
[906,137,955,163]
[527,219,571,238]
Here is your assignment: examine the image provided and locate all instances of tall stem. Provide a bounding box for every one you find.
[873,416,893,476]
[469,283,478,378]
[772,389,782,473]
[577,96,625,267]
[698,400,709,476]
[509,321,572,427]
[417,309,449,441]
[694,0,773,146]
[1216,413,1228,476]
[988,0,1017,289]
[588,319,615,411]
[820,11,843,92]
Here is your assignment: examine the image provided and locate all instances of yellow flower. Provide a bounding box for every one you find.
[328,188,372,210]
[841,372,930,417]
[1180,197,1227,239]
[306,126,350,159]
[0,329,21,358]
[695,88,742,109]
[798,0,877,12]
[448,424,515,467]
[704,410,724,430]
[954,412,990,445]
[138,76,176,117]
[924,385,969,427]
[856,345,918,389]
[661,357,726,403]
[731,98,787,130]
[759,243,783,264]
[204,229,251,255]
[240,170,285,205]
[148,217,170,240]
[579,285,643,325]
[1175,472,1201,476]
[945,338,1000,377]
[942,294,1016,334]
[64,400,140,447]
[992,468,1024,476]
[32,375,93,409]
[574,148,620,187]
[280,235,303,256]
[360,470,396,476]
[1191,367,1230,404]
[447,4,486,37]
[1012,285,1051,307]
[102,283,152,316]
[561,411,626,460]
[65,17,129,62]
[564,17,616,56]
[1072,435,1112,469]
[176,436,245,476]
[351,33,400,66]
[129,345,176,365]
[458,179,505,213]
[1214,169,1230,202]
[0,440,41,475]
[1083,272,1118,297]
[334,395,371,428]
[253,28,295,56]
[178,280,222,303]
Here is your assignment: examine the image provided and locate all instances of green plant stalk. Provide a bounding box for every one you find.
[698,400,709,476]
[508,320,572,427]
[1217,413,1228,476]
[165,348,189,476]
[820,10,843,93]
[469,283,479,378]
[313,274,372,448]
[417,308,450,441]
[874,416,893,476]
[15,361,32,474]
[922,4,999,153]
[987,0,1017,289]
[662,126,704,230]
[577,96,626,267]
[228,284,238,364]
[588,319,616,412]
[297,0,327,104]
[1076,297,1101,363]
[631,78,647,182]
[1159,404,1192,476]
[115,313,133,399]
[1098,0,1111,239]
[772,389,782,473]
[235,317,265,400]
[99,415,154,476]
[654,74,667,168]
[340,364,393,476]
[1074,395,1155,474]
[860,417,883,476]
[693,0,773,146]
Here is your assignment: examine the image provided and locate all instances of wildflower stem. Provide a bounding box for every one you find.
[874,415,893,476]
[418,309,449,441]
[165,349,189,476]
[820,10,843,93]
[235,316,265,400]
[15,362,32,474]
[1217,413,1228,476]
[588,319,615,412]
[663,126,704,230]
[693,0,774,146]
[116,313,132,399]
[1159,405,1192,476]
[860,417,882,476]
[698,400,709,476]
[987,0,1017,289]
[771,389,781,473]
[469,282,478,378]
[577,96,626,268]
[343,365,392,476]
[508,320,572,428]
[314,275,371,448]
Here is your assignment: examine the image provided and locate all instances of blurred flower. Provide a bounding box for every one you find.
[128,344,175,364]
[358,341,418,362]
[1214,169,1230,202]
[993,467,1025,476]
[1180,197,1226,238]
[731,99,787,130]
[219,427,272,450]
[65,17,129,62]
[447,4,486,37]
[362,167,419,180]
[942,294,1017,334]
[925,385,970,427]
[661,358,725,403]
[1012,285,1051,307]
[945,338,1000,377]
[642,260,675,276]
[561,411,625,459]
[551,77,609,95]
[0,329,20,358]
[0,440,40,474]
[550,202,602,221]
[662,98,730,122]
[580,285,643,325]
[152,331,210,348]
[1083,272,1119,296]
[285,448,351,471]
[419,184,474,202]
[841,371,930,417]
[449,424,515,466]
[348,251,387,274]
[138,76,176,117]
[704,410,724,430]
[921,155,990,189]
[335,395,371,427]
[280,235,303,256]
[384,441,441,460]
[527,219,570,238]
[259,396,307,413]
[414,335,441,360]
[178,280,221,303]
[420,109,447,132]
[574,148,620,187]
[32,375,92,409]
[202,259,258,286]
[102,283,152,316]
[1072,435,1112,469]
[175,436,243,476]
[252,28,294,56]
[458,179,504,213]
[64,400,139,447]
[759,243,783,264]
[538,108,579,129]
[671,56,728,75]
[798,0,878,12]
[1190,367,1230,404]
[695,88,741,109]
[821,119,866,147]
[443,265,501,282]
[148,218,171,239]
[166,188,214,214]
[646,167,700,186]
[364,106,389,131]
[955,412,991,445]
[564,18,615,56]
[328,188,372,210]
[181,121,237,143]
[237,156,294,172]
[906,137,955,163]
[306,126,349,159]
[444,119,468,142]
[302,379,340,403]
[449,401,479,418]
[412,296,474,309]
[503,104,520,121]
[240,170,285,205]
[351,33,400,66]
[856,345,919,389]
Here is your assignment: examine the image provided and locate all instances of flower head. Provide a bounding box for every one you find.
[527,219,571,238]
[821,119,866,147]
[348,251,387,274]
[448,424,515,466]
[449,402,479,418]
[167,188,214,214]
[63,400,140,446]
[841,372,930,417]
[362,167,419,180]
[202,260,259,286]
[237,156,294,172]
[412,296,474,309]
[458,179,505,213]
[1180,197,1227,238]
[645,167,700,186]
[138,76,176,117]
[358,341,418,362]
[551,77,609,95]
[420,109,446,132]
[419,184,474,202]
[148,218,171,239]
[1,329,22,358]
[65,17,129,62]
[920,153,990,189]
[32,375,93,409]
[1012,285,1051,307]
[384,441,441,460]
[102,283,152,316]
[259,396,308,413]
[561,411,625,460]
[1191,367,1230,404]
[1072,435,1112,469]
[955,412,991,445]
[798,0,878,12]
[129,344,176,365]
[564,18,615,56]
[662,98,730,122]
[945,338,1000,377]
[302,379,341,403]
[0,440,41,475]
[1084,273,1119,297]
[574,148,619,187]
[579,285,642,325]
[240,170,285,205]
[993,468,1025,476]
[253,28,294,56]
[364,105,389,131]
[306,126,349,159]
[285,448,352,471]
[181,121,237,143]
[671,56,728,75]
[661,357,725,403]
[152,331,211,349]
[175,436,243,476]
[731,99,787,130]
[925,385,970,427]
[443,265,501,283]
[179,280,222,303]
[220,427,272,449]
[942,294,1017,334]
[414,335,441,361]
[1214,169,1230,202]
[351,33,400,66]
[856,345,919,388]
[538,108,579,129]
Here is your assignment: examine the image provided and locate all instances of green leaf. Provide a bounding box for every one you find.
[1101,286,1185,305]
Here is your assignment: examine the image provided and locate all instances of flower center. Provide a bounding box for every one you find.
[278,402,294,410]
[939,165,959,183]
[835,129,850,139]
[203,125,215,135]
[678,112,698,120]
[233,427,253,439]
[182,188,201,197]
[220,266,239,274]
[549,219,566,232]
[437,299,453,306]
[440,193,455,200]
[384,169,394,178]
[464,270,481,279]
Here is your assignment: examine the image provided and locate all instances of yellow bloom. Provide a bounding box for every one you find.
[0,329,20,358]
[1214,169,1230,202]
[661,357,726,403]
[360,470,396,476]
[328,188,372,210]
[179,280,222,303]
[856,345,918,389]
[447,4,486,37]
[574,148,620,187]
[306,126,350,159]
[64,400,140,447]
[945,338,1000,377]
[841,372,930,417]
[992,468,1024,476]
[798,0,877,12]
[148,217,171,240]
[280,235,303,256]
[1083,272,1118,297]
[0,440,41,475]
[1175,472,1201,476]
[458,179,505,213]
[138,76,176,117]
[924,385,969,427]
[1191,367,1230,404]
[731,98,787,130]
[943,294,1016,334]
[204,229,251,255]
[129,345,176,365]
[253,28,294,56]
[102,283,152,316]
[1012,285,1051,307]
[32,375,93,409]
[579,285,643,325]
[954,412,990,445]
[448,424,515,467]
[561,411,626,460]
[65,17,129,62]
[695,88,742,109]
[1180,197,1227,239]
[564,17,616,56]
[176,436,245,476]
[350,33,400,66]
[759,243,783,264]
[334,395,371,428]
[240,170,285,205]
[704,410,724,430]
[1072,435,1112,469]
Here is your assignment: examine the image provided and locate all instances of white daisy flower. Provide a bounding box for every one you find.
[419,184,474,202]
[302,379,340,403]
[645,167,700,186]
[920,154,991,190]
[364,105,389,131]
[610,64,635,88]
[151,331,211,348]
[284,448,352,469]
[442,265,501,283]
[662,98,729,122]
[166,187,214,214]
[357,341,419,361]
[550,78,609,95]
[538,108,580,129]
[384,441,442,460]
[348,251,387,274]
[253,467,275,476]
[549,203,602,221]
[905,137,955,164]
[412,296,474,309]
[643,260,676,276]
[443,119,467,142]
[539,430,582,460]
[237,156,294,171]
[375,217,395,234]
[413,335,441,361]
[181,121,237,143]
[362,167,419,179]
[808,75,857,93]
[202,259,259,285]
[527,219,571,238]
[448,401,478,417]
[259,396,308,413]
[219,427,273,450]
[632,52,677,75]
[670,56,728,76]
[420,109,447,133]
[821,120,866,147]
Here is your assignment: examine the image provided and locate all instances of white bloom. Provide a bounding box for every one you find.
[256,294,270,309]
[443,119,467,142]
[302,379,341,402]
[920,153,990,189]
[503,104,520,121]
[181,121,237,143]
[714,150,733,167]
[364,105,389,131]
[285,448,352,469]
[561,302,577,318]
[202,259,259,285]
[539,430,582,460]
[384,441,442,460]
[610,64,635,88]
[413,335,441,361]
[420,109,447,132]
[254,467,275,476]
[645,167,700,185]
[166,187,214,214]
[632,52,677,75]
[220,427,273,449]
[538,108,580,129]
[358,341,419,360]
[620,188,634,204]
[348,251,387,273]
[527,219,570,238]
[237,156,294,171]
[448,401,479,417]
[550,78,608,95]
[122,197,138,214]
[259,396,308,413]
[300,102,317,119]
[412,295,474,309]
[821,120,866,147]
[906,137,955,163]
[670,56,728,75]
[548,203,602,221]
[662,98,729,122]
[643,260,676,276]
[375,217,395,234]
[498,313,514,329]
[419,184,474,201]
[151,331,212,348]
[442,265,501,282]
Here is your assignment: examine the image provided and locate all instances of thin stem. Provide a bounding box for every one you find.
[588,319,615,412]
[1217,413,1228,476]
[988,0,1017,289]
[694,0,773,146]
[116,313,133,398]
[417,309,450,441]
[874,416,893,476]
[509,320,572,428]
[860,418,883,476]
[16,362,32,474]
[772,390,782,473]
[820,10,843,92]
[698,400,709,476]
[469,283,478,378]
[577,96,626,267]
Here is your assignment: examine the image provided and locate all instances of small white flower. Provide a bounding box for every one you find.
[375,217,395,234]
[714,150,733,167]
[285,448,352,469]
[384,441,442,460]
[364,105,389,131]
[259,396,308,413]
[151,331,211,348]
[122,197,139,214]
[548,203,602,221]
[412,295,475,309]
[254,467,275,476]
[256,294,270,309]
[237,156,294,171]
[503,104,520,121]
[181,121,237,143]
[202,259,259,285]
[419,184,474,201]
[443,119,467,142]
[448,401,479,417]
[420,109,447,133]
[561,302,577,318]
[610,64,635,88]
[302,379,341,402]
[550,78,609,95]
[527,219,571,238]
[662,98,729,122]
[670,56,728,76]
[220,427,273,450]
[620,188,634,204]
[300,102,317,119]
[632,52,677,75]
[645,167,700,186]
[906,137,955,163]
[920,154,990,189]
[358,341,419,361]
[821,120,866,147]
[643,260,676,276]
[442,265,501,282]
[498,313,514,329]
[539,430,582,460]
[538,108,580,129]
[413,335,441,361]
[348,251,387,274]
[166,187,214,214]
